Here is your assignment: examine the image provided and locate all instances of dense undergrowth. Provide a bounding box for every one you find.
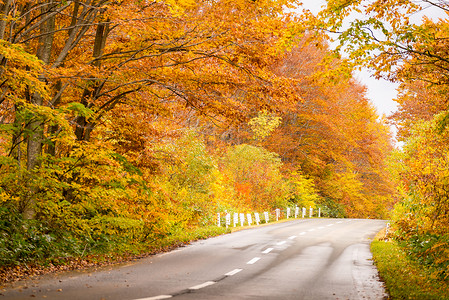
[371,238,449,299]
[0,206,229,284]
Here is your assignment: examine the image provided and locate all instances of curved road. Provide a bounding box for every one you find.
[1,218,388,300]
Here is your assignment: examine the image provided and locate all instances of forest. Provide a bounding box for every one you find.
[0,0,447,282]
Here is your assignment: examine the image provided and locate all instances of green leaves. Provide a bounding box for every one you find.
[111,153,143,176]
[64,103,94,118]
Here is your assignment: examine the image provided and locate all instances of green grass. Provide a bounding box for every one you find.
[371,239,449,299]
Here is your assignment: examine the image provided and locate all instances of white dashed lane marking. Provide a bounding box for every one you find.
[135,295,172,300]
[225,269,242,276]
[189,281,216,290]
[276,241,286,246]
[247,257,261,264]
[262,248,274,254]
[288,235,297,240]
[299,232,306,235]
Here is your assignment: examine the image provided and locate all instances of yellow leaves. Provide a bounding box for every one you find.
[287,171,320,208]
[210,169,235,209]
[364,0,420,22]
[248,110,282,141]
[161,0,197,16]
[0,0,396,260]
[0,39,47,100]
[219,143,290,210]
[397,112,449,235]
[0,40,40,68]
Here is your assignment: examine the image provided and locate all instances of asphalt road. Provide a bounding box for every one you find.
[1,218,388,300]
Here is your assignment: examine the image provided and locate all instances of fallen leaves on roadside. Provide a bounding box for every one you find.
[0,241,191,287]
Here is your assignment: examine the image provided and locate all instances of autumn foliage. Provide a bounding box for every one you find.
[0,0,395,270]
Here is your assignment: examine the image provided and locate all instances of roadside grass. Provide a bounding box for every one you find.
[371,235,449,299]
[0,225,230,285]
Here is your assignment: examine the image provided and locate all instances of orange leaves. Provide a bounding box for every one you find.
[262,40,395,218]
[234,182,253,208]
[315,0,449,86]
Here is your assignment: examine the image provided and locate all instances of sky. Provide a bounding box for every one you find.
[354,69,399,118]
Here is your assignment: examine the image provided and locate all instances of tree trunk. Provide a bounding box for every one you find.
[24,1,56,219]
[46,81,62,156]
[74,17,109,141]
[0,0,12,40]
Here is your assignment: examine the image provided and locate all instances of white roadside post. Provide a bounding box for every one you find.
[264,211,269,223]
[295,206,299,218]
[233,213,238,227]
[385,222,390,239]
[302,207,306,218]
[309,206,313,218]
[275,208,280,221]
[240,213,245,227]
[225,213,231,229]
[318,208,321,218]
[247,213,253,226]
[255,213,260,225]
[286,207,290,219]
[217,213,221,226]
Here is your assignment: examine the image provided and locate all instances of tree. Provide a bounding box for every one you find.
[390,80,448,141]
[222,144,287,210]
[265,42,395,218]
[0,0,303,217]
[314,1,449,81]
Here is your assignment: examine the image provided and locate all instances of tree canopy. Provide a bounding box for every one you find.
[0,0,398,272]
